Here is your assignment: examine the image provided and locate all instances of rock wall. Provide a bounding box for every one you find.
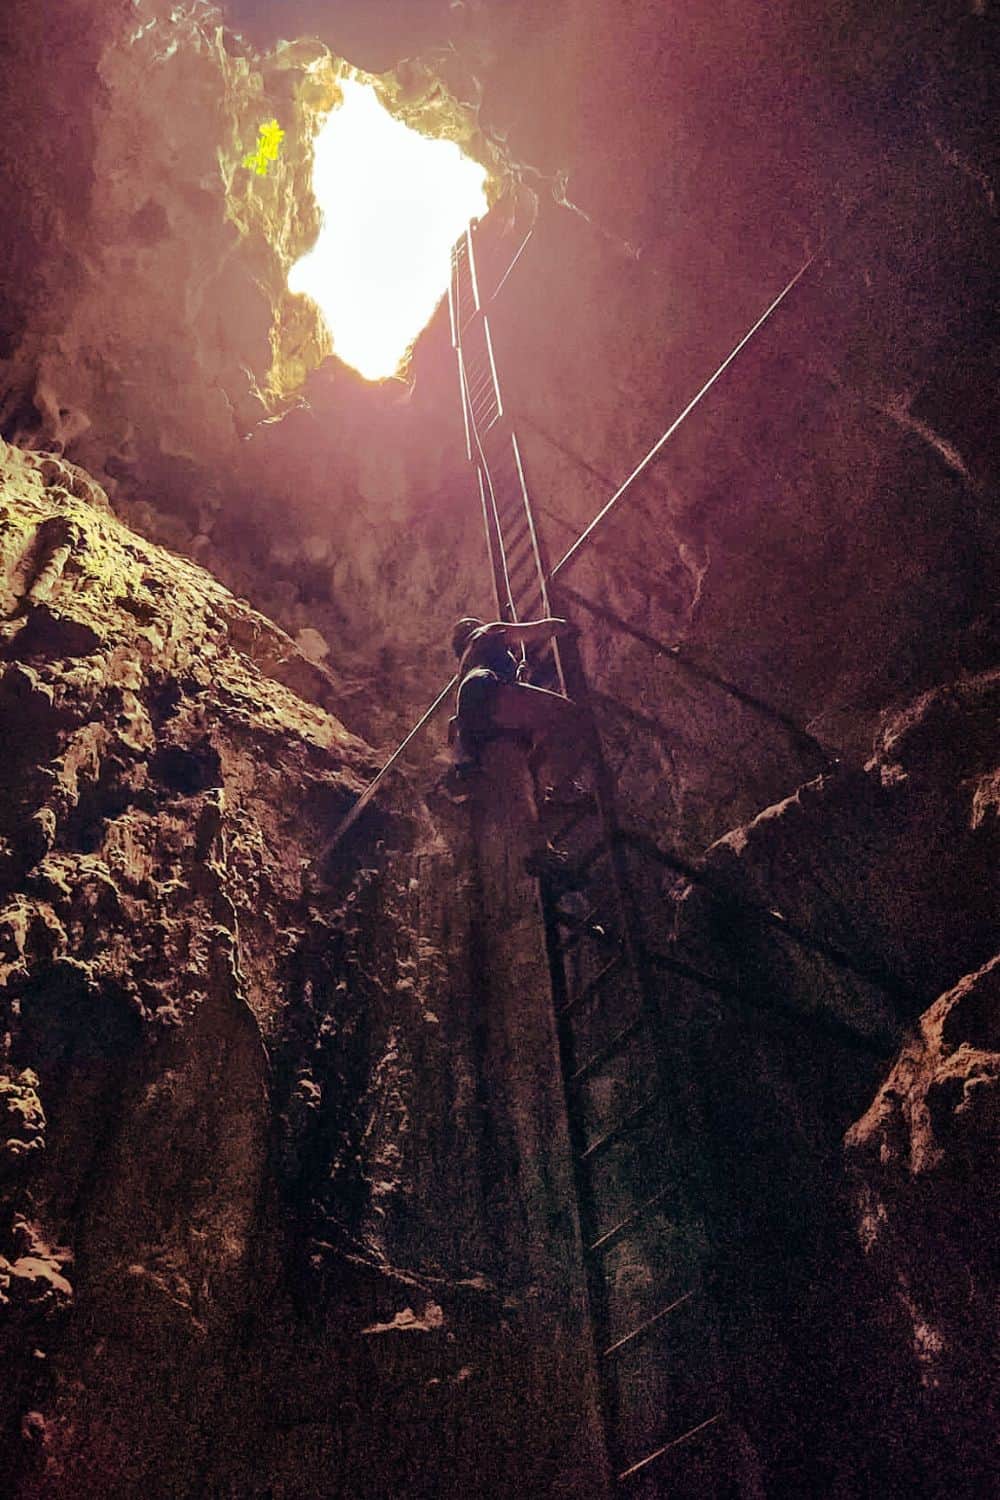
[655,666,999,1496]
[0,439,611,1496]
[0,0,995,1494]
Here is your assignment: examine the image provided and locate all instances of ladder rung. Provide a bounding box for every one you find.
[505,533,534,571]
[465,350,491,381]
[512,564,542,594]
[580,1093,657,1162]
[568,1015,643,1086]
[602,1290,695,1359]
[464,357,492,389]
[472,395,501,425]
[557,954,624,1020]
[469,380,498,408]
[494,495,525,528]
[462,343,489,375]
[469,376,496,407]
[560,918,605,954]
[496,488,526,518]
[494,486,524,517]
[502,522,531,553]
[464,361,490,393]
[509,570,541,605]
[504,541,534,575]
[617,1414,723,1484]
[586,1183,673,1257]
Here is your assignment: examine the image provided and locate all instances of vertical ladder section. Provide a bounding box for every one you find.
[450,219,748,1494]
[535,664,731,1493]
[451,218,564,689]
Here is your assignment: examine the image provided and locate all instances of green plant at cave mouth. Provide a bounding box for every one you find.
[243,118,286,177]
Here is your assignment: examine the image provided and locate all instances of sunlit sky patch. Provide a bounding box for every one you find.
[288,78,490,382]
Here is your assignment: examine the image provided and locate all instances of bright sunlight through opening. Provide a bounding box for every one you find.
[289,79,490,382]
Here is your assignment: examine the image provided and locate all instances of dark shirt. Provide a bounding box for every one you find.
[459,625,518,684]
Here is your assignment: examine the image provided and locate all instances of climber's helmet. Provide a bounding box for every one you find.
[452,617,483,659]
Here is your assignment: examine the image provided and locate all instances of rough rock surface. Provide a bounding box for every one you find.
[845,955,999,1493]
[2,0,994,801]
[0,432,361,1490]
[0,439,608,1496]
[595,666,995,1497]
[0,0,996,1494]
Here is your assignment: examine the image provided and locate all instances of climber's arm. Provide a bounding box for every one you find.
[500,617,577,649]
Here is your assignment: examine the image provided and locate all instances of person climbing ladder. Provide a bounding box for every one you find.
[449,615,596,792]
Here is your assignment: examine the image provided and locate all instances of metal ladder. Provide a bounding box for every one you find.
[449,220,740,1495]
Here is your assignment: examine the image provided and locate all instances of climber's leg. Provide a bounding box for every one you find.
[488,681,597,789]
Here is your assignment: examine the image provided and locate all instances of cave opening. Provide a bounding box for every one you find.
[288,75,491,382]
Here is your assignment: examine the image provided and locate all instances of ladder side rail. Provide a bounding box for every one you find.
[450,230,478,344]
[477,466,505,619]
[479,316,504,429]
[510,429,567,694]
[447,246,460,348]
[466,223,481,316]
[537,875,626,1481]
[452,212,735,1490]
[547,627,664,1062]
[455,348,473,462]
[458,336,518,623]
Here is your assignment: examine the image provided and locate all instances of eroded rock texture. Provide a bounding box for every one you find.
[0,441,608,1496]
[846,954,999,1494]
[0,0,995,1494]
[644,665,999,1495]
[0,435,359,1489]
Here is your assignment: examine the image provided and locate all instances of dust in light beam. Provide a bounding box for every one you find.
[289,79,490,381]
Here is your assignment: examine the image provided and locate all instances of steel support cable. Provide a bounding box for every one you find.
[325,674,459,849]
[325,248,821,855]
[550,245,821,582]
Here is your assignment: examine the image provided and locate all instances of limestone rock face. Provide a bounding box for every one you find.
[0,436,367,1491]
[629,662,998,1495]
[0,0,995,1493]
[0,437,606,1497]
[845,955,1000,1492]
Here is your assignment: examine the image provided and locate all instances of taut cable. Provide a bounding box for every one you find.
[325,246,824,853]
[551,246,821,581]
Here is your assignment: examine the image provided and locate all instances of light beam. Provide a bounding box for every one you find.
[289,78,490,381]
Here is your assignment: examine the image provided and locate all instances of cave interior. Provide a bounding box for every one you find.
[0,1,996,1497]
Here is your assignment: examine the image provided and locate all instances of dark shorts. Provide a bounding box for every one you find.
[456,667,502,737]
